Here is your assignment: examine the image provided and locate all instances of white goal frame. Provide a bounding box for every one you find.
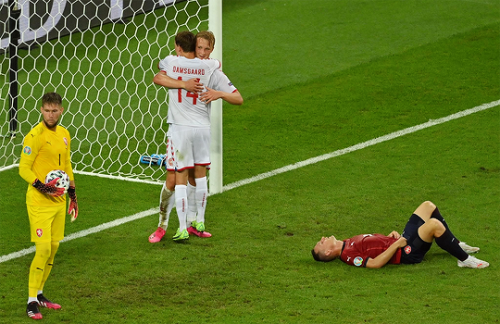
[208,0,222,194]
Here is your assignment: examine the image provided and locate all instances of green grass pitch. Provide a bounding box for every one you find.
[1,0,499,323]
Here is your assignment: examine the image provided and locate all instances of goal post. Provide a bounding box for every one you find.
[0,0,224,191]
[208,0,222,194]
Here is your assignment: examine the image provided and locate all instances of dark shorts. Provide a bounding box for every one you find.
[400,214,432,264]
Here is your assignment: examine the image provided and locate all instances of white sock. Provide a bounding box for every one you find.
[186,182,197,227]
[158,182,174,230]
[28,297,38,304]
[175,185,188,231]
[195,177,208,224]
[166,194,175,221]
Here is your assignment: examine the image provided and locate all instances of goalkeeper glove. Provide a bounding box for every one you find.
[68,186,79,222]
[32,178,65,197]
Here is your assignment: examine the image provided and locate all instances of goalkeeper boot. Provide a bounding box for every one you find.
[37,294,61,310]
[149,227,166,243]
[26,301,42,320]
[173,228,189,242]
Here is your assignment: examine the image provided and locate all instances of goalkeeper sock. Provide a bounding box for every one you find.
[175,185,188,231]
[28,297,38,304]
[29,242,51,298]
[186,181,197,227]
[435,229,468,261]
[159,182,174,230]
[38,241,59,292]
[195,177,208,224]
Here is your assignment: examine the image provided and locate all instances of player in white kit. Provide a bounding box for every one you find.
[155,31,240,241]
[150,31,242,243]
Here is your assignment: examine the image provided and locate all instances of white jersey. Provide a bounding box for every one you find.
[159,55,221,127]
[208,69,238,96]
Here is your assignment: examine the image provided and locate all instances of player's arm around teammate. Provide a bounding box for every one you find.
[200,78,243,105]
[156,30,243,105]
[153,71,204,93]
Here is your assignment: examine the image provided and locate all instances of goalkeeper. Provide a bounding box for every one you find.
[19,92,79,320]
[149,31,243,243]
[312,201,489,269]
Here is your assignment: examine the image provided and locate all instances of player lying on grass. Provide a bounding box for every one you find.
[312,201,489,269]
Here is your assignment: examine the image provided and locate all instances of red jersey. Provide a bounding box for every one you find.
[340,234,402,267]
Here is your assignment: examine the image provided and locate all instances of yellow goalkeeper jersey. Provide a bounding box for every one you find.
[19,122,74,206]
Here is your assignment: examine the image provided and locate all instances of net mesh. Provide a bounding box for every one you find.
[1,0,209,182]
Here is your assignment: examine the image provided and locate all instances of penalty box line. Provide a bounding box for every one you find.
[1,99,499,264]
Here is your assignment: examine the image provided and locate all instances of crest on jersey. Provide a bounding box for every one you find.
[63,137,68,148]
[36,229,43,237]
[23,146,32,155]
[353,256,363,267]
[404,245,412,254]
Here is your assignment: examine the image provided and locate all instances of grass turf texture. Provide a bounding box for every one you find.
[1,0,500,323]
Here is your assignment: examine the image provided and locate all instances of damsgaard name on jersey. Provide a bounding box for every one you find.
[173,66,206,75]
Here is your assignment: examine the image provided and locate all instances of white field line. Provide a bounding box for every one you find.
[0,208,158,264]
[223,100,500,191]
[1,99,498,264]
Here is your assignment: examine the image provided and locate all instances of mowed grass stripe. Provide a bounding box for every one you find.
[2,99,497,264]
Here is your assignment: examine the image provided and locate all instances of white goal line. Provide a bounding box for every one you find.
[1,99,499,264]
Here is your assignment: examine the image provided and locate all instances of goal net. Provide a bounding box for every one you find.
[1,0,222,187]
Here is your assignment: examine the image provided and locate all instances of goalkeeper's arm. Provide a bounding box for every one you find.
[19,152,65,196]
[67,181,79,222]
[32,178,65,197]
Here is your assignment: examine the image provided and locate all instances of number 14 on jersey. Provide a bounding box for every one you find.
[177,77,200,104]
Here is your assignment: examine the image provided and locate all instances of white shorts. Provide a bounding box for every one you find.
[171,124,211,171]
[165,136,176,171]
[165,126,176,171]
